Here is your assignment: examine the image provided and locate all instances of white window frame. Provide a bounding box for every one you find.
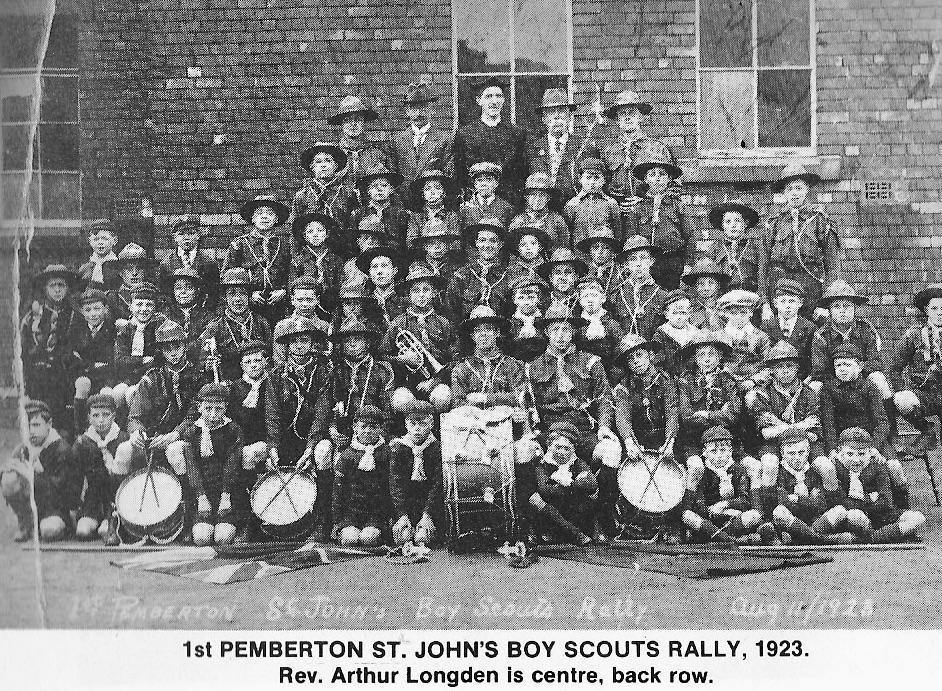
[695,0,817,158]
[451,0,574,128]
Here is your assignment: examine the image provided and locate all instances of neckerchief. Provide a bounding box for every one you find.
[242,372,268,408]
[514,308,541,338]
[178,247,197,269]
[85,423,121,469]
[583,308,607,340]
[779,314,798,339]
[25,427,62,474]
[657,322,697,348]
[550,346,576,395]
[469,262,506,306]
[921,324,942,364]
[781,461,810,497]
[705,455,736,499]
[407,308,435,343]
[196,417,230,458]
[468,350,505,393]
[619,275,659,335]
[225,310,254,346]
[845,459,870,501]
[351,436,384,472]
[395,434,436,481]
[89,252,117,284]
[245,230,281,290]
[129,316,150,357]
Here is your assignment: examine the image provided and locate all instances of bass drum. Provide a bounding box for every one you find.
[615,448,686,540]
[250,470,317,540]
[115,466,186,543]
[440,405,518,552]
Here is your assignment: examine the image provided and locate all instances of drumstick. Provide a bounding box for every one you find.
[635,437,675,506]
[257,465,305,518]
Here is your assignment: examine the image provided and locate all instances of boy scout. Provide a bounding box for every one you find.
[761,163,841,315]
[611,235,666,340]
[293,142,353,229]
[703,201,763,292]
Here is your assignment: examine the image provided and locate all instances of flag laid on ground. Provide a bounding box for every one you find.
[112,542,376,584]
[538,544,832,579]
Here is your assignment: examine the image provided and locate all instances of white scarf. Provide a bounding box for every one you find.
[178,247,197,268]
[24,428,61,474]
[705,457,735,499]
[583,308,607,340]
[89,252,117,284]
[196,417,230,458]
[85,423,120,469]
[129,317,149,357]
[657,322,697,348]
[351,436,384,472]
[514,308,540,338]
[781,461,810,497]
[241,373,267,409]
[845,459,870,501]
[395,434,436,482]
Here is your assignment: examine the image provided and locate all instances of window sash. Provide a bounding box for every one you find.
[452,0,573,126]
[696,0,816,155]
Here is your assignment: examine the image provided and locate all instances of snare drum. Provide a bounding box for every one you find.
[615,449,686,539]
[440,405,518,552]
[115,466,186,543]
[250,470,317,540]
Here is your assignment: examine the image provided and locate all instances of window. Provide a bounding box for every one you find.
[697,0,815,155]
[453,0,572,132]
[0,12,80,224]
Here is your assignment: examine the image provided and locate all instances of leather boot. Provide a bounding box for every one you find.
[537,502,591,546]
[103,505,120,546]
[781,516,821,545]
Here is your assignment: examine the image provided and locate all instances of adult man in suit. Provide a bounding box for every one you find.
[387,82,454,206]
[527,88,584,206]
[453,76,529,205]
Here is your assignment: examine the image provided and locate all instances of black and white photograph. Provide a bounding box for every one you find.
[1,0,941,686]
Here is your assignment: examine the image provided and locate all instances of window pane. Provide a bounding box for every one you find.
[44,15,78,69]
[40,77,79,122]
[1,172,39,220]
[39,124,79,170]
[0,16,45,69]
[515,75,569,132]
[513,0,568,73]
[699,0,751,69]
[41,172,80,219]
[758,69,811,148]
[2,94,34,123]
[456,76,497,126]
[2,124,37,170]
[700,71,754,150]
[455,0,511,73]
[758,0,810,67]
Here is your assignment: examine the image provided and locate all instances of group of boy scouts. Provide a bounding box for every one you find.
[4,77,930,554]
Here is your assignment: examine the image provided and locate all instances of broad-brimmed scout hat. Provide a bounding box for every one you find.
[34,264,76,288]
[509,272,548,295]
[510,225,552,251]
[464,217,507,240]
[681,257,730,286]
[618,234,658,260]
[397,262,445,293]
[300,142,347,173]
[356,163,404,196]
[632,150,682,181]
[461,304,509,333]
[576,225,619,254]
[537,247,589,280]
[239,195,290,226]
[602,89,653,119]
[536,88,577,112]
[416,218,461,245]
[679,330,732,359]
[708,201,760,230]
[293,212,339,244]
[332,317,380,341]
[614,333,661,360]
[537,302,586,331]
[774,163,820,192]
[117,243,149,265]
[355,246,401,275]
[274,315,324,344]
[328,95,379,126]
[819,279,867,307]
[410,166,455,198]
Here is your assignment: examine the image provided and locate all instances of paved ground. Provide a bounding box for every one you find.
[2,427,942,630]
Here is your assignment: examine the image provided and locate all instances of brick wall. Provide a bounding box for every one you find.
[28,0,942,356]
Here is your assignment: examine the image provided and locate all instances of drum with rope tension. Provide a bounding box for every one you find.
[441,405,518,552]
[615,447,686,540]
[250,469,318,540]
[115,466,186,543]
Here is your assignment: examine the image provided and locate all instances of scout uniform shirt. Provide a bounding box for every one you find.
[199,310,273,383]
[292,175,354,232]
[6,432,78,522]
[446,259,510,322]
[458,194,515,235]
[751,379,822,455]
[613,366,678,451]
[67,318,116,391]
[762,204,840,303]
[676,368,742,455]
[508,209,572,251]
[810,319,883,381]
[834,459,898,526]
[272,355,332,464]
[127,361,202,436]
[761,313,816,379]
[330,356,396,438]
[601,133,668,201]
[114,313,167,384]
[223,228,291,299]
[722,322,772,383]
[611,275,665,341]
[380,309,459,388]
[563,192,623,251]
[773,461,831,523]
[528,347,614,437]
[228,373,281,449]
[180,417,244,515]
[892,322,942,391]
[691,456,752,515]
[157,248,220,308]
[450,351,525,408]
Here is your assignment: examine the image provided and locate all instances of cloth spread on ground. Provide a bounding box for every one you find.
[537,544,832,579]
[112,542,377,584]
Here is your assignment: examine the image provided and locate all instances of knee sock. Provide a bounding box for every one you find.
[537,502,590,545]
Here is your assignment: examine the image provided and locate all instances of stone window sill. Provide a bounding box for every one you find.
[679,154,842,184]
